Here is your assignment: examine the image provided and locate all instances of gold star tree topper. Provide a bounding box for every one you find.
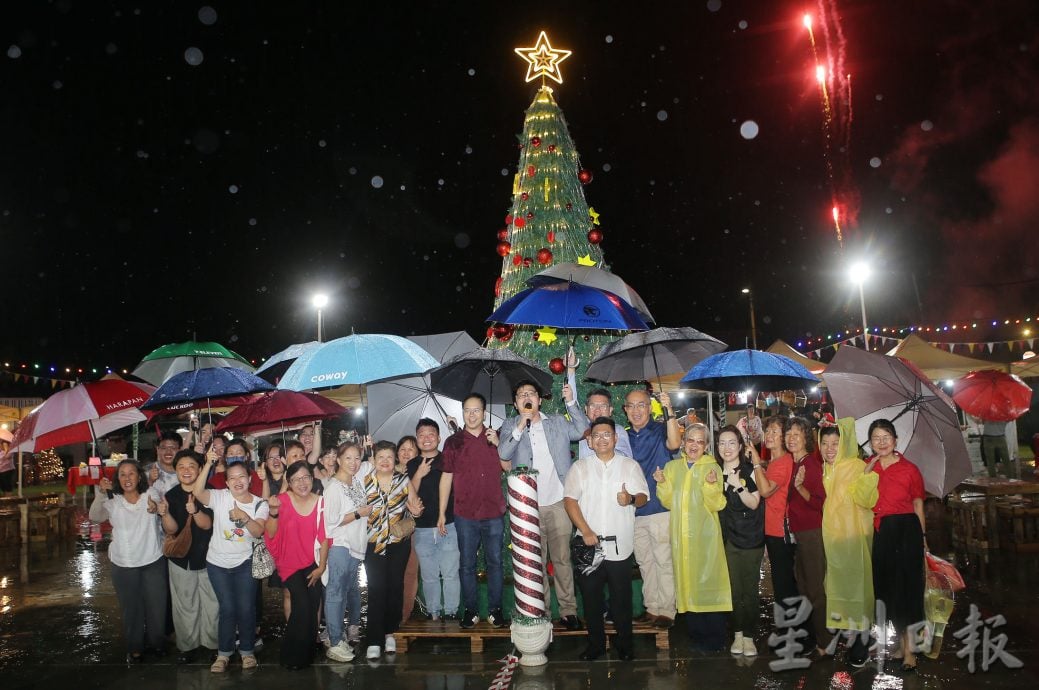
[515,31,572,84]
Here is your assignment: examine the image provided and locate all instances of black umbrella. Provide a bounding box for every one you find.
[428,347,553,405]
[585,327,727,384]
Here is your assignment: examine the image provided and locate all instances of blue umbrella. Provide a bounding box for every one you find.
[276,334,440,392]
[487,282,650,331]
[681,349,820,392]
[142,367,274,411]
[255,341,321,384]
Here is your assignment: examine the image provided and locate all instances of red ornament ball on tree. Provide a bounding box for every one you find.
[497,229,509,241]
[521,192,529,201]
[486,326,495,340]
[505,214,513,225]
[494,276,503,296]
[526,211,534,219]
[527,165,536,177]
[587,229,603,244]
[523,258,532,267]
[546,230,555,243]
[492,325,509,339]
[548,144,556,152]
[531,136,541,147]
[549,358,566,375]
[536,248,553,265]
[496,240,511,257]
[565,202,573,211]
[512,253,522,266]
[514,217,526,228]
[578,169,593,184]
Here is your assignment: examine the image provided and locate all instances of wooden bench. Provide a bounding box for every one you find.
[996,502,1039,552]
[393,618,669,654]
[948,494,989,550]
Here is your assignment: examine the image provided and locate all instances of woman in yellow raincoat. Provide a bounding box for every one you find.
[654,423,731,651]
[819,419,878,668]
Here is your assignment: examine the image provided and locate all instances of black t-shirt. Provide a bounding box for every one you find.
[719,461,765,550]
[406,453,454,529]
[165,484,215,571]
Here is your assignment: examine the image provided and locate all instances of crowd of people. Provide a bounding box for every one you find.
[91,378,928,673]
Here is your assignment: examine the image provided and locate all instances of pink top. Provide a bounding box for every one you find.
[264,492,327,581]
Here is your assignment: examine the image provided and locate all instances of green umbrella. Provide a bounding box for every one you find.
[132,340,254,386]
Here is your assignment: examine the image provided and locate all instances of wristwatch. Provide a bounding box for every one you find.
[354,511,362,521]
[736,486,745,494]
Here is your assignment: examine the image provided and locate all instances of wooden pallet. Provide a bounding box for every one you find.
[393,618,669,654]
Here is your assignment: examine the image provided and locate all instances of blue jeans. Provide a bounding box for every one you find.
[455,515,504,613]
[324,546,362,645]
[412,524,461,617]
[207,559,258,657]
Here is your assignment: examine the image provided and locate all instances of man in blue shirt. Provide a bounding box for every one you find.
[624,388,681,628]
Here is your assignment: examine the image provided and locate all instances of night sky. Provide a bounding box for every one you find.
[4,0,1037,376]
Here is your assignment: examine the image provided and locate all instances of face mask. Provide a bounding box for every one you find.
[226,455,246,465]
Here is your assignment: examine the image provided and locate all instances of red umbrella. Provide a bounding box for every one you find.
[952,370,1032,422]
[214,390,347,435]
[10,379,156,452]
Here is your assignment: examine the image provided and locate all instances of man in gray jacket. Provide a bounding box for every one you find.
[498,379,589,630]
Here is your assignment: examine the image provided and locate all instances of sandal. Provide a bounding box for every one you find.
[241,655,258,670]
[210,656,230,673]
[900,663,917,674]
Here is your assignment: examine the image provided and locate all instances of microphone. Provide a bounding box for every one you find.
[524,402,533,430]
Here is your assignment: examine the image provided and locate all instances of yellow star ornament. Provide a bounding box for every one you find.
[535,326,558,346]
[588,207,601,225]
[577,254,596,266]
[515,31,572,84]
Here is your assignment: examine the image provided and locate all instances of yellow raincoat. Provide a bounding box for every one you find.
[821,417,879,630]
[656,453,731,613]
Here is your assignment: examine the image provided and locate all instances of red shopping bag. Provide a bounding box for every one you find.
[925,552,966,592]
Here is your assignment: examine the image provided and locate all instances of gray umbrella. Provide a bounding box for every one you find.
[367,333,506,444]
[429,347,553,405]
[585,327,727,383]
[821,345,972,497]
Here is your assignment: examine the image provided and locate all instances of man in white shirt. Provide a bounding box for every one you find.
[564,417,649,662]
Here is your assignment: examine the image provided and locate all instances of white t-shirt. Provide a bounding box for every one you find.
[323,464,371,559]
[93,494,163,568]
[204,489,269,569]
[529,420,565,505]
[563,453,648,561]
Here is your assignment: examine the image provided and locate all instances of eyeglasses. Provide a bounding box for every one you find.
[591,432,614,440]
[623,402,649,410]
[515,390,539,399]
[290,475,313,484]
[586,402,611,410]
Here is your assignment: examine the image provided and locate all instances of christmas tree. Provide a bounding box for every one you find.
[488,32,632,416]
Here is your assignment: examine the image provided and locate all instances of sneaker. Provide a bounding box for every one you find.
[347,625,361,644]
[384,635,397,653]
[366,645,381,660]
[488,608,508,629]
[241,655,258,670]
[743,637,758,657]
[731,632,745,655]
[459,610,480,629]
[326,641,355,663]
[210,656,229,673]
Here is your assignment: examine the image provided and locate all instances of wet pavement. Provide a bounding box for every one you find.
[0,502,1035,689]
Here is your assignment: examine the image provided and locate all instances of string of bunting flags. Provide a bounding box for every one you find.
[800,334,1037,359]
[796,313,1037,349]
[2,369,81,388]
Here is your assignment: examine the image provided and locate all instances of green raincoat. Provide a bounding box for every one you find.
[821,417,879,630]
[656,453,732,613]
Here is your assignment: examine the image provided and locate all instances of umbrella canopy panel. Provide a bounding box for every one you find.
[254,341,321,384]
[277,334,440,392]
[488,282,650,332]
[133,340,254,386]
[952,370,1032,422]
[526,263,656,324]
[143,367,273,411]
[429,347,553,405]
[681,349,819,393]
[586,326,727,383]
[215,390,346,435]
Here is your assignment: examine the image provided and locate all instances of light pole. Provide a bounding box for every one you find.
[848,263,871,349]
[742,288,758,349]
[312,293,329,342]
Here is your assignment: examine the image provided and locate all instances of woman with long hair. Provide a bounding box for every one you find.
[715,425,764,656]
[264,461,329,670]
[192,455,268,672]
[866,419,926,673]
[92,460,167,664]
[364,440,424,660]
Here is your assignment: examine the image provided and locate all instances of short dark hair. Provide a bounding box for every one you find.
[113,460,149,495]
[173,449,203,469]
[590,416,616,432]
[867,418,897,441]
[512,379,542,398]
[587,388,612,402]
[157,431,182,446]
[284,440,305,454]
[416,418,440,434]
[784,416,815,452]
[373,440,397,456]
[225,438,249,458]
[818,425,841,441]
[463,392,487,410]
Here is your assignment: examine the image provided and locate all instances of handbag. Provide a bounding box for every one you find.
[313,497,329,585]
[162,513,193,558]
[389,512,416,541]
[570,534,604,576]
[925,551,966,592]
[251,541,276,579]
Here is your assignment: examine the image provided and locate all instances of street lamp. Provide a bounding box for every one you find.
[312,293,329,342]
[848,262,871,349]
[741,288,758,349]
